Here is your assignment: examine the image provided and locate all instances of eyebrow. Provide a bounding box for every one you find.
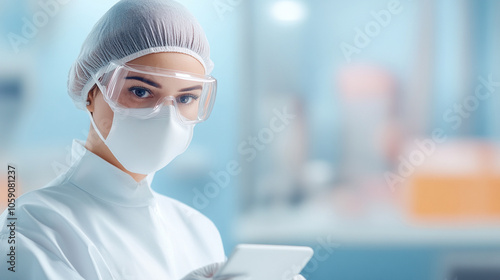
[125,76,203,92]
[179,85,203,92]
[125,76,161,88]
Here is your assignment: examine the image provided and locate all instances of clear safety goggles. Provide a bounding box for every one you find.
[92,61,217,124]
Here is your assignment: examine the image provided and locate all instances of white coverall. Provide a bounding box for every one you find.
[0,139,225,280]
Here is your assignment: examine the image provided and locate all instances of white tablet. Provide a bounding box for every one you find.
[213,244,314,280]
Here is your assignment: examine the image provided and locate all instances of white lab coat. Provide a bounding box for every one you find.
[0,139,226,280]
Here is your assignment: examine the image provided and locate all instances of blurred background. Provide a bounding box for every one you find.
[1,0,500,279]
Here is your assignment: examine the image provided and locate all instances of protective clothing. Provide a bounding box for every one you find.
[87,104,195,174]
[72,0,217,174]
[93,62,217,123]
[68,0,214,110]
[86,60,218,174]
[0,139,225,280]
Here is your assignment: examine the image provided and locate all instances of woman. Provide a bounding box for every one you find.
[0,0,306,279]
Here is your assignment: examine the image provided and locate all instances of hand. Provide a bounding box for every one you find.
[180,262,249,280]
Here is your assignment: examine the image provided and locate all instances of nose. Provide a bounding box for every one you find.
[156,96,175,107]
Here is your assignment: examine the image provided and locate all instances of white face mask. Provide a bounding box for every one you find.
[87,105,194,174]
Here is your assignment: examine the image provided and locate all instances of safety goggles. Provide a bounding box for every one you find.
[92,61,217,124]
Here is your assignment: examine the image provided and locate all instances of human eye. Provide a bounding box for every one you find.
[176,94,199,105]
[128,86,153,99]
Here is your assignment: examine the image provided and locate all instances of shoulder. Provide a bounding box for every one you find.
[0,183,76,261]
[154,192,218,230]
[0,185,90,279]
[0,177,84,235]
[10,178,79,214]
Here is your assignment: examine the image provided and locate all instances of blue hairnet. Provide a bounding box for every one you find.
[68,0,213,110]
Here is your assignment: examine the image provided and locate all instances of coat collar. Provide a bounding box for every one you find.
[67,139,156,207]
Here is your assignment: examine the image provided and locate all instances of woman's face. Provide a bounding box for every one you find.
[85,52,205,177]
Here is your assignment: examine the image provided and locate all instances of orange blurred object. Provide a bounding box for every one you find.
[408,140,500,223]
[411,175,500,221]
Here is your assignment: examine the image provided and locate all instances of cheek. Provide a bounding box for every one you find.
[92,95,114,139]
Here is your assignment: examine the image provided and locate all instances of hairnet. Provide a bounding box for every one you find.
[68,0,213,110]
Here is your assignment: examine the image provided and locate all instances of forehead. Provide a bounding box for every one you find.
[127,52,205,76]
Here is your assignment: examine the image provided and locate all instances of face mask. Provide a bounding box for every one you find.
[87,105,195,174]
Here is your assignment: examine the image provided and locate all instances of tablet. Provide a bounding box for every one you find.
[213,244,314,280]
